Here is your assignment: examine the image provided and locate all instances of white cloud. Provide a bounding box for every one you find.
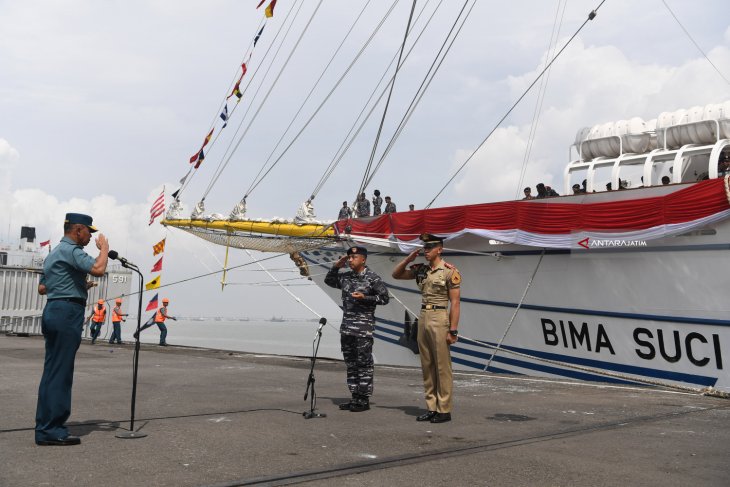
[448,36,730,205]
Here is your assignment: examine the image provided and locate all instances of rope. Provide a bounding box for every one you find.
[426,1,606,209]
[202,0,323,199]
[242,249,340,334]
[176,6,295,201]
[310,0,442,199]
[515,0,567,198]
[243,0,403,199]
[356,0,418,199]
[484,249,544,371]
[661,0,730,87]
[240,0,373,201]
[362,0,475,191]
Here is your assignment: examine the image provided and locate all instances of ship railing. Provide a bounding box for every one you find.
[564,138,730,193]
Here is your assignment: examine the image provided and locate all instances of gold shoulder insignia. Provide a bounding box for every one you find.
[451,270,462,285]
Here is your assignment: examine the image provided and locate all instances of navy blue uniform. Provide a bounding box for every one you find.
[35,236,95,443]
[325,265,389,402]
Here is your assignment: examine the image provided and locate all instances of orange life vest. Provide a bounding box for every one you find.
[112,306,123,322]
[93,305,106,323]
[154,306,167,323]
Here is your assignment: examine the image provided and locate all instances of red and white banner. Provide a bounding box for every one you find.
[334,179,730,249]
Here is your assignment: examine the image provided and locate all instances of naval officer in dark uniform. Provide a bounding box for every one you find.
[325,246,389,412]
[392,234,461,423]
[35,213,109,446]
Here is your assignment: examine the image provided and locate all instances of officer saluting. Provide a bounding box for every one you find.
[392,234,461,423]
[325,246,389,412]
[35,213,109,446]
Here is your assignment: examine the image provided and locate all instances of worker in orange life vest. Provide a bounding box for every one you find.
[154,298,176,346]
[89,299,106,344]
[108,298,127,345]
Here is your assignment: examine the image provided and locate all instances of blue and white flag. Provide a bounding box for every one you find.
[220,104,229,128]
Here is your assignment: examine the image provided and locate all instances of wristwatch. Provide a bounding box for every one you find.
[448,329,458,337]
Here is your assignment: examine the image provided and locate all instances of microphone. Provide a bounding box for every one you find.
[108,250,138,268]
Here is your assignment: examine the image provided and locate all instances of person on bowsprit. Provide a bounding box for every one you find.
[109,298,127,345]
[392,234,461,424]
[372,190,383,216]
[89,299,106,344]
[324,246,390,412]
[135,298,177,345]
[354,192,370,217]
[384,196,397,213]
[337,201,352,220]
[35,212,109,446]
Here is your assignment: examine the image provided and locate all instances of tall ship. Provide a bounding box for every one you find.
[1,226,134,337]
[159,3,730,393]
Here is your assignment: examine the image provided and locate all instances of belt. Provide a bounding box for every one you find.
[421,304,447,310]
[48,297,86,306]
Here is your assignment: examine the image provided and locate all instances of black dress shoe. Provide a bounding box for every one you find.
[36,436,81,446]
[349,401,370,412]
[416,411,437,422]
[338,402,354,410]
[430,412,451,423]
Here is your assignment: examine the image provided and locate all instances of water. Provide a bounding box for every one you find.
[99,319,343,360]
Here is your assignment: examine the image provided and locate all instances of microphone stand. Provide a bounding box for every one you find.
[303,317,327,419]
[116,261,148,439]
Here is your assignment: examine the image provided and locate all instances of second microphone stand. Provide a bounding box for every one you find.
[115,261,148,439]
[303,317,327,419]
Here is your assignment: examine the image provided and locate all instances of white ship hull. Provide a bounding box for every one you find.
[303,207,730,392]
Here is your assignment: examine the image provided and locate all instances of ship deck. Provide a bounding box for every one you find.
[1,334,729,487]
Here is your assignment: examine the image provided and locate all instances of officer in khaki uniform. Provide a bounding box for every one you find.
[392,234,461,423]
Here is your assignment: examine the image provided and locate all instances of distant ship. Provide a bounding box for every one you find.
[1,226,133,337]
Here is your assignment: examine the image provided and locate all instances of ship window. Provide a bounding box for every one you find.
[616,162,644,188]
[650,159,672,186]
[0,252,7,266]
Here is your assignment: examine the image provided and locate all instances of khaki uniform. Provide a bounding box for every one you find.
[411,260,461,413]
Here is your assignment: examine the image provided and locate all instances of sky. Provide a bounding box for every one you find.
[1,0,729,318]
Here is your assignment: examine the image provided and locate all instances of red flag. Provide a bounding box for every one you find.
[39,240,51,247]
[189,128,214,165]
[151,256,163,273]
[149,188,165,225]
[227,63,248,100]
[145,293,159,311]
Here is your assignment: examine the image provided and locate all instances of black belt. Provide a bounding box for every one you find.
[421,304,447,310]
[48,297,86,306]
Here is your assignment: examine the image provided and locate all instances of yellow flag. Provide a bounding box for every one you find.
[145,275,161,290]
[265,0,277,17]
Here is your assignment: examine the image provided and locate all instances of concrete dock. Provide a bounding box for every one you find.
[1,335,728,487]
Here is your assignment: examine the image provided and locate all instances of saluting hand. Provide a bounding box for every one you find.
[404,248,420,264]
[334,255,348,269]
[95,233,109,251]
